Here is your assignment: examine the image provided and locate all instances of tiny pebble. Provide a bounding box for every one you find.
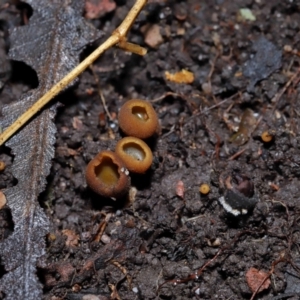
[100,234,111,244]
[195,288,201,295]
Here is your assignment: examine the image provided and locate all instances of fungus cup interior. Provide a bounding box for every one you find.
[115,137,153,173]
[122,142,146,161]
[94,157,120,187]
[132,105,149,121]
[86,150,130,198]
[200,183,210,195]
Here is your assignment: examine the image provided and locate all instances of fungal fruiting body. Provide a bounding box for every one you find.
[199,183,210,195]
[118,99,158,139]
[261,131,273,143]
[115,137,153,173]
[85,151,130,198]
[0,161,5,172]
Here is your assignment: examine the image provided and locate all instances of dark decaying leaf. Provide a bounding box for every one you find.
[0,37,11,90]
[0,1,102,299]
[242,36,282,92]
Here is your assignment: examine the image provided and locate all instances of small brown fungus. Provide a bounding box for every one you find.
[115,137,153,173]
[261,130,273,143]
[0,161,6,172]
[118,99,158,139]
[0,191,6,209]
[199,183,210,195]
[85,151,130,198]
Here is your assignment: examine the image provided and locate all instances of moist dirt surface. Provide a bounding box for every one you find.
[1,0,300,299]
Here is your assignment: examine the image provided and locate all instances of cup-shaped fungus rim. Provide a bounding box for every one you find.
[199,183,210,195]
[118,99,158,139]
[261,131,273,143]
[115,137,153,173]
[85,150,130,198]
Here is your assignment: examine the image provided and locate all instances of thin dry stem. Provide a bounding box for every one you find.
[0,0,147,146]
[90,65,113,121]
[117,40,147,56]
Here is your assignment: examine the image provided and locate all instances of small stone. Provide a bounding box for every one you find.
[142,24,164,49]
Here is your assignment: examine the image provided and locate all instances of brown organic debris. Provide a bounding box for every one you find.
[0,160,5,171]
[176,180,185,199]
[72,116,83,130]
[58,146,81,157]
[246,267,271,293]
[85,0,116,19]
[165,69,195,84]
[229,108,257,146]
[62,229,80,248]
[0,190,6,209]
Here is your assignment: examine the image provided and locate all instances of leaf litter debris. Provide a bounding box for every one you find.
[0,1,101,299]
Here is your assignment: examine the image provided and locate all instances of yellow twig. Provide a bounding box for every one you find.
[0,0,147,146]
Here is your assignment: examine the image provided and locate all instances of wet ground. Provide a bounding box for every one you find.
[1,0,300,299]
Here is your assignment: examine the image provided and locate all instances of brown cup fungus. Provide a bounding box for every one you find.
[85,151,130,198]
[199,183,210,195]
[115,137,153,173]
[118,99,158,139]
[261,131,273,143]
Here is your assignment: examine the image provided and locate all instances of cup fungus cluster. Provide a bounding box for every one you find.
[85,99,158,199]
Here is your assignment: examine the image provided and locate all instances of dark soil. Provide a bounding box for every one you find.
[1,0,300,299]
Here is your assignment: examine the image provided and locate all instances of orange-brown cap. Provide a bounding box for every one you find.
[118,99,158,139]
[199,183,210,195]
[115,137,153,173]
[261,131,273,143]
[85,151,130,198]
